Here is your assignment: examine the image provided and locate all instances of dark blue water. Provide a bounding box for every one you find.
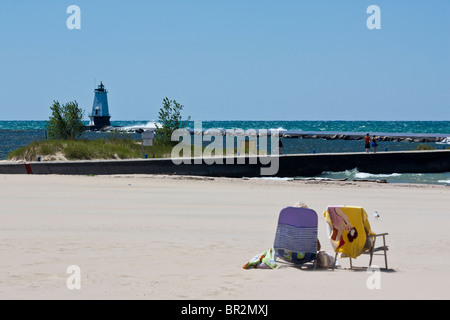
[1,120,450,133]
[1,120,449,184]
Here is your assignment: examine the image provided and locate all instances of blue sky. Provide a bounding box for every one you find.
[0,1,449,121]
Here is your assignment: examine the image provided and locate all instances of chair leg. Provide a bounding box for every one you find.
[368,236,376,267]
[349,257,352,269]
[383,235,388,269]
[332,252,338,271]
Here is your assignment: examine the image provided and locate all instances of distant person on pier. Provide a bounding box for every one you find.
[364,133,371,153]
[279,137,284,155]
[371,135,378,153]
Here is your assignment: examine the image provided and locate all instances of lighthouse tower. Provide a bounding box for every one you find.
[89,82,111,129]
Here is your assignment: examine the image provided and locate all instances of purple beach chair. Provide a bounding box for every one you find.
[273,207,319,270]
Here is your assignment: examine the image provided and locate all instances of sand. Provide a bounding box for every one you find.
[0,174,449,300]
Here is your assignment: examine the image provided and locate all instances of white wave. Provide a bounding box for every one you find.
[355,172,401,179]
[248,177,294,181]
[319,168,450,185]
[295,177,331,181]
[323,168,402,179]
[437,137,450,145]
[119,122,160,131]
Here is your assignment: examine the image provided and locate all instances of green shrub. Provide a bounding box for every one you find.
[417,144,435,150]
[155,97,190,143]
[46,100,85,140]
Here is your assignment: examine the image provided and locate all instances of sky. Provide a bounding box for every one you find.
[0,0,449,121]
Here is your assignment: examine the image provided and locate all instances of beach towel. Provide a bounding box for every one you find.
[243,248,278,269]
[324,206,375,259]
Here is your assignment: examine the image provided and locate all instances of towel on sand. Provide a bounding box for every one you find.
[324,206,375,259]
[243,248,278,269]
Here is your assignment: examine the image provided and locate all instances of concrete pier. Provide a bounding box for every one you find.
[1,150,449,177]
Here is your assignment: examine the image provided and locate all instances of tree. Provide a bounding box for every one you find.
[155,97,190,143]
[46,100,85,140]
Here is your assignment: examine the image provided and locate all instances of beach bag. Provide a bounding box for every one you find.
[316,251,335,268]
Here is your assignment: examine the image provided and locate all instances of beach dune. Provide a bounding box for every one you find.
[0,174,449,300]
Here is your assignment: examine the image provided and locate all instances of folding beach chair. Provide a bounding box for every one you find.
[324,206,388,270]
[273,207,319,270]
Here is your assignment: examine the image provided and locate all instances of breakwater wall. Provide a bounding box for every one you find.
[280,131,448,143]
[96,126,449,143]
[1,150,449,177]
[188,129,448,143]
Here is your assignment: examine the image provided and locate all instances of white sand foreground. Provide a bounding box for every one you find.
[0,174,449,300]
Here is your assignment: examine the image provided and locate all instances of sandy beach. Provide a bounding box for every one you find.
[0,174,449,300]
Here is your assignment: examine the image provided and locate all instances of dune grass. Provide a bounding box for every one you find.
[416,144,435,151]
[7,136,175,161]
[8,135,263,162]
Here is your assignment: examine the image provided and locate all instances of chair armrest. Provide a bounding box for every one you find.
[370,233,388,237]
[367,233,388,251]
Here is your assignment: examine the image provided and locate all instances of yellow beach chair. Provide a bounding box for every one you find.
[324,206,388,270]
